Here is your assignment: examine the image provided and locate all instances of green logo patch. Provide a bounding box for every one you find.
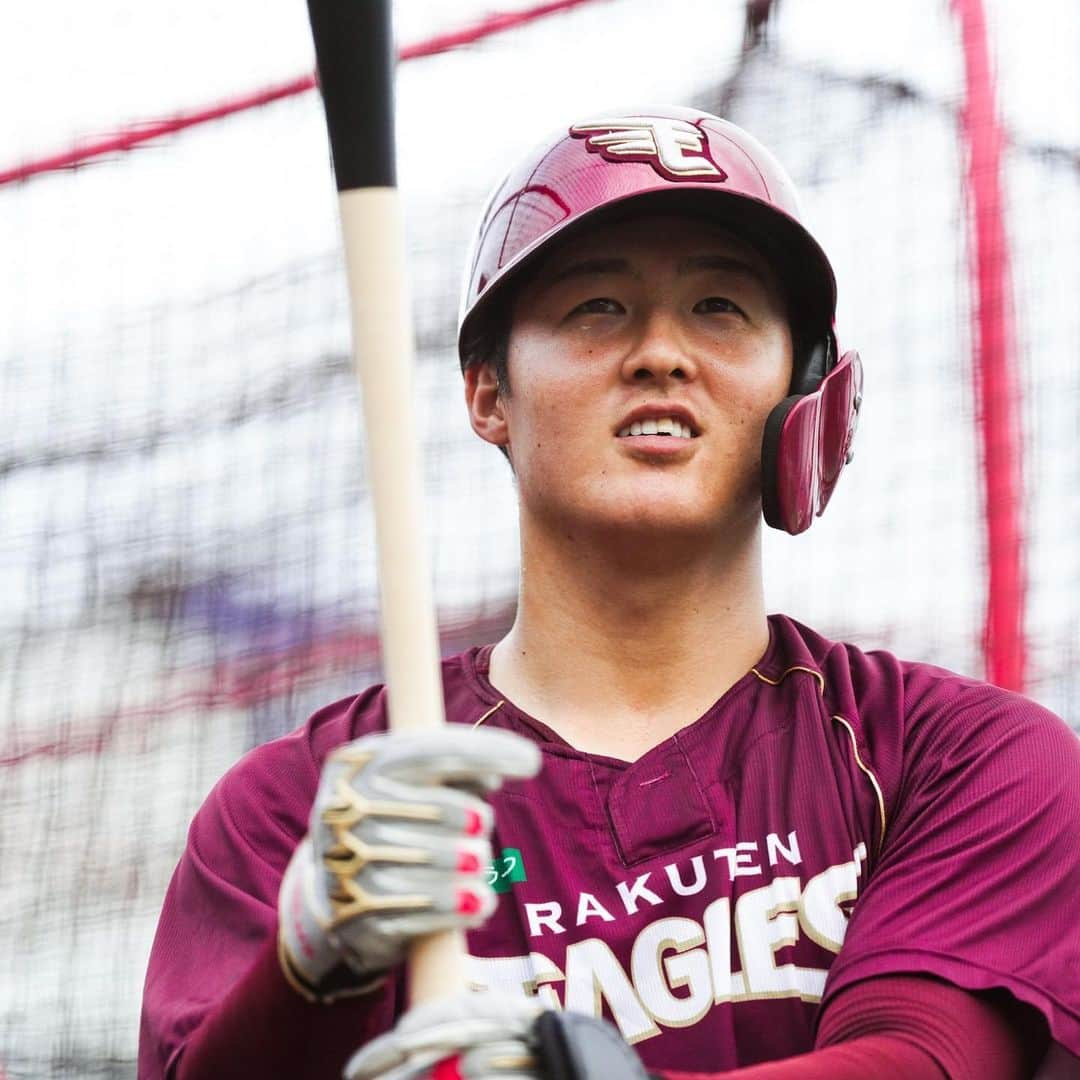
[487,847,527,894]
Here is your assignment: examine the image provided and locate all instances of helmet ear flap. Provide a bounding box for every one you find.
[761,394,804,532]
[761,349,863,535]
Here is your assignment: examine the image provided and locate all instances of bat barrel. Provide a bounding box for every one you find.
[306,0,396,191]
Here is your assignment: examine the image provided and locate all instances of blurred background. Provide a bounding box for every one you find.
[1,0,1077,1075]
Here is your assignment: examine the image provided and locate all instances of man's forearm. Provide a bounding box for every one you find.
[174,934,393,1080]
[659,974,1035,1080]
[660,1033,943,1080]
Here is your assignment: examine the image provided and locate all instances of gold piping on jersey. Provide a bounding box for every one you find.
[751,664,826,695]
[750,665,886,855]
[473,700,505,728]
[831,713,887,855]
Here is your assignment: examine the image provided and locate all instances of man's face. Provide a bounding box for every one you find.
[466,212,793,543]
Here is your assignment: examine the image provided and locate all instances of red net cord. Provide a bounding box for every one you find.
[952,0,1027,691]
[0,0,602,187]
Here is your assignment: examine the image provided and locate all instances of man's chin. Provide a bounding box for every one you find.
[525,479,761,546]
[577,500,754,547]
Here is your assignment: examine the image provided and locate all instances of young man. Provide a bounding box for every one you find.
[140,107,1080,1079]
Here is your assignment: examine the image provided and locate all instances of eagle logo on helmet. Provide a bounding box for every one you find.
[569,116,727,182]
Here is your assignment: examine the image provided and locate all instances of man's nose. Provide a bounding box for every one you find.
[619,308,699,383]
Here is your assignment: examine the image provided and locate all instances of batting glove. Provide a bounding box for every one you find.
[278,728,541,1001]
[343,994,654,1080]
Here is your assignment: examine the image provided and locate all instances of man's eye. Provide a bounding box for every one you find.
[693,297,741,315]
[571,298,624,316]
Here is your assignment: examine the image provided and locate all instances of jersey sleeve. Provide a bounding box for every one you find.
[138,691,396,1078]
[821,672,1080,1058]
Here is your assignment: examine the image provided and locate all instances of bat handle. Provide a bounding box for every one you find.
[338,184,467,1010]
[408,930,470,1005]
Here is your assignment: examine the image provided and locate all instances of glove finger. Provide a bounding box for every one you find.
[345,1041,443,1080]
[362,891,496,943]
[315,819,493,900]
[345,996,542,1079]
[361,880,496,941]
[389,1010,535,1056]
[342,1025,409,1076]
[352,822,492,875]
[336,728,541,791]
[313,780,494,886]
[363,853,493,911]
[365,776,496,836]
[317,763,496,842]
[460,1039,540,1078]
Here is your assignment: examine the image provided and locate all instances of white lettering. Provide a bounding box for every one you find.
[631,917,713,1027]
[701,896,733,1003]
[714,841,762,880]
[471,844,873,1043]
[766,830,802,868]
[466,952,565,1009]
[564,938,659,1044]
[616,873,664,915]
[530,951,567,1010]
[736,876,809,997]
[798,843,866,953]
[525,901,565,938]
[665,855,708,896]
[576,891,616,926]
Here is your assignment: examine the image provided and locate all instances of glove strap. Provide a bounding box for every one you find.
[277,931,387,1006]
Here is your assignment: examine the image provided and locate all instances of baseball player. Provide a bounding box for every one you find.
[139,107,1080,1079]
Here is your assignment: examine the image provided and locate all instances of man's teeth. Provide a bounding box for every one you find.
[617,417,694,439]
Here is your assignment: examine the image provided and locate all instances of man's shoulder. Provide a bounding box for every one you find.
[768,611,1064,728]
[191,648,494,857]
[767,613,1076,794]
[229,646,492,777]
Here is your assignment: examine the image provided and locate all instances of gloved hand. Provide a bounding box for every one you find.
[343,994,654,1080]
[278,727,541,1000]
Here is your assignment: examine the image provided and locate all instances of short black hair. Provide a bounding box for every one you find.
[461,313,511,395]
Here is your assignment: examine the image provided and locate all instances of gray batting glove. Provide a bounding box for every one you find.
[344,994,654,1080]
[278,727,541,1000]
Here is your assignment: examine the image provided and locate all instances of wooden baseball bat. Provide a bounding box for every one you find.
[304,0,466,1005]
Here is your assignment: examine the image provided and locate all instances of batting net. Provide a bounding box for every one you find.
[1,0,1077,1075]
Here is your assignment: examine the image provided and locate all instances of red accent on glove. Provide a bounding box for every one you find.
[456,851,481,873]
[456,889,483,916]
[432,1055,465,1080]
[463,809,484,837]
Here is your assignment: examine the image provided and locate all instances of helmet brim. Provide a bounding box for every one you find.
[457,186,836,368]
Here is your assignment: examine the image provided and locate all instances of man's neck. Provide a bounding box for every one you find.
[489,518,770,761]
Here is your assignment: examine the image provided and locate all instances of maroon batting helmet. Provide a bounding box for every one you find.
[457,105,862,535]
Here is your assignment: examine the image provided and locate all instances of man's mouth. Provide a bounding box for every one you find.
[616,416,695,439]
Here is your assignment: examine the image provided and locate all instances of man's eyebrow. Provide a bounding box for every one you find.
[542,257,639,286]
[676,254,768,282]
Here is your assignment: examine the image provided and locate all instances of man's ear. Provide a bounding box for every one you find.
[464,363,510,449]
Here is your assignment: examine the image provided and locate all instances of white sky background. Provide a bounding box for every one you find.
[0,3,1078,1074]
[2,0,1076,153]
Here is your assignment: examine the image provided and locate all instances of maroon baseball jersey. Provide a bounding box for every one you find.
[140,615,1080,1077]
